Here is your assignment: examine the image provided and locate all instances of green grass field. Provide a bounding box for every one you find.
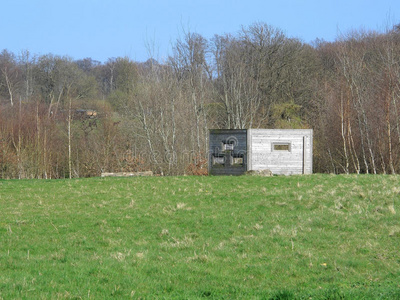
[1,174,400,299]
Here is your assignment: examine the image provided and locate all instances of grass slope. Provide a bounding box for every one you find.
[1,174,400,299]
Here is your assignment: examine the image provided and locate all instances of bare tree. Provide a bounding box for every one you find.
[169,30,211,157]
[0,50,20,106]
[336,34,377,173]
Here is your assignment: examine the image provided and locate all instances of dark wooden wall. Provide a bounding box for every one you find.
[208,129,247,175]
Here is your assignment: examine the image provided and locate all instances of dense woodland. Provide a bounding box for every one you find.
[2,22,400,178]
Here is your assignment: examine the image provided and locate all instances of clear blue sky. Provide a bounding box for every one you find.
[1,0,399,63]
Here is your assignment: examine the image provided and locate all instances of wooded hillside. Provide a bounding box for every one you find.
[1,22,400,178]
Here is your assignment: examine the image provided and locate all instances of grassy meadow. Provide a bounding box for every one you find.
[0,174,400,299]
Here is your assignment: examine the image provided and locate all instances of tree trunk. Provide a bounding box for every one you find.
[68,97,72,179]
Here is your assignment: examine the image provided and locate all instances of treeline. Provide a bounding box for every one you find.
[1,22,400,178]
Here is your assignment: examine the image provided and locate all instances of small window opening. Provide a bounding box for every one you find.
[233,157,243,165]
[232,153,244,166]
[213,155,225,165]
[222,141,234,151]
[273,143,291,152]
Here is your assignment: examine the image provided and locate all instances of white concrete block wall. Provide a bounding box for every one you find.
[247,129,313,175]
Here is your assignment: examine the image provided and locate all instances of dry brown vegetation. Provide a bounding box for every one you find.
[2,23,400,178]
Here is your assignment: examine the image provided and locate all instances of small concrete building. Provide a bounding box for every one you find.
[209,129,313,175]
